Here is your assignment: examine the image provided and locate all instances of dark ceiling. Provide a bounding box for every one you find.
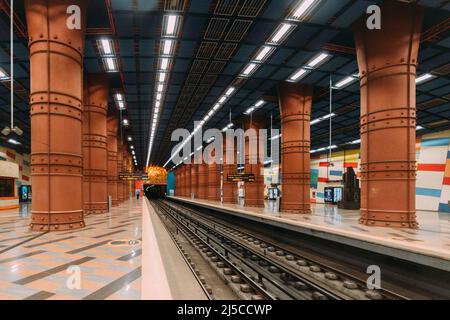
[0,0,449,169]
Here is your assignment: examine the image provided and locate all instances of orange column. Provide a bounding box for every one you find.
[180,165,186,197]
[174,168,179,196]
[123,148,130,200]
[27,0,87,231]
[186,164,191,198]
[207,164,219,202]
[191,164,198,198]
[222,137,237,204]
[107,117,119,206]
[208,154,220,202]
[83,74,109,215]
[278,83,312,214]
[243,120,264,207]
[198,163,209,200]
[117,136,124,203]
[354,1,423,228]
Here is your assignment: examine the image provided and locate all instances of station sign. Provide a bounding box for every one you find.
[227,173,255,182]
[119,172,146,180]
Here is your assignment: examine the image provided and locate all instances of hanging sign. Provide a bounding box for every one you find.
[227,173,255,182]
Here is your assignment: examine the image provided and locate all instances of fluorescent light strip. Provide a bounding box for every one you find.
[416,73,435,84]
[162,39,173,55]
[147,16,184,166]
[335,76,357,88]
[289,68,309,81]
[163,2,321,167]
[254,46,273,62]
[270,23,294,44]
[165,15,179,36]
[242,63,258,76]
[100,39,112,55]
[105,57,116,72]
[291,0,319,20]
[307,52,330,68]
[244,99,266,115]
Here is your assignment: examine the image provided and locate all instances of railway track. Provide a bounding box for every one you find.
[152,199,408,300]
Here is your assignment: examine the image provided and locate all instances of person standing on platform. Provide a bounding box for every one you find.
[135,188,141,200]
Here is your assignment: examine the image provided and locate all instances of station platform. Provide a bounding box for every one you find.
[169,197,450,272]
[0,200,143,300]
[0,198,210,300]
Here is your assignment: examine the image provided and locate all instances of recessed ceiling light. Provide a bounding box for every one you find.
[162,39,174,55]
[242,63,258,76]
[269,23,294,44]
[225,87,236,96]
[289,68,309,81]
[254,46,273,62]
[416,73,435,84]
[290,0,319,20]
[105,57,116,72]
[255,100,265,107]
[335,76,357,89]
[307,52,330,68]
[160,58,169,70]
[100,39,112,55]
[8,138,20,145]
[165,15,179,36]
[159,72,167,82]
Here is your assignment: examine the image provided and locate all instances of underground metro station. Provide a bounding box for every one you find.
[0,0,449,302]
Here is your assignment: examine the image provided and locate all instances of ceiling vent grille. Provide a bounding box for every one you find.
[183,85,197,95]
[215,43,237,60]
[225,19,252,41]
[238,0,267,17]
[214,0,239,16]
[196,42,218,59]
[207,61,226,74]
[204,18,229,40]
[201,74,218,85]
[190,59,209,73]
[186,73,202,85]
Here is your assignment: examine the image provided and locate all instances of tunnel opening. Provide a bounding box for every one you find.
[143,184,166,199]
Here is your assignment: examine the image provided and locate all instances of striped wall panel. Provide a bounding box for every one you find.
[416,131,450,211]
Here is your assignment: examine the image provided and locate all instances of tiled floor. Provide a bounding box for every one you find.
[173,197,450,262]
[0,200,142,300]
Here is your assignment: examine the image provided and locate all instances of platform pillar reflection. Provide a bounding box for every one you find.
[278,82,312,214]
[117,136,124,203]
[107,117,119,206]
[82,74,109,215]
[353,1,423,228]
[26,0,88,231]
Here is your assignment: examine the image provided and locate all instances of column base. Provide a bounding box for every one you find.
[359,210,418,228]
[84,204,108,215]
[29,211,85,231]
[223,198,238,204]
[281,203,311,214]
[244,201,264,208]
